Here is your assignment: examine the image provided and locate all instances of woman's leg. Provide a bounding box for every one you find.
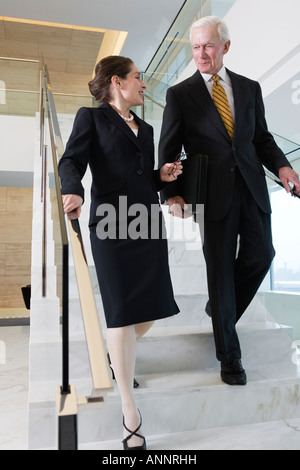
[106,325,143,448]
[135,321,154,340]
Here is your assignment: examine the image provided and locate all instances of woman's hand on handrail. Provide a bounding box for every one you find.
[62,194,83,220]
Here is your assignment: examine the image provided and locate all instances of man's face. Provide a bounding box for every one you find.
[191,24,230,75]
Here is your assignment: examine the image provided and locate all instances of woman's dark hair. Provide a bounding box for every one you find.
[88,55,134,102]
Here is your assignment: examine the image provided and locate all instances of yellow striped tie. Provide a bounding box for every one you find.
[212,74,234,139]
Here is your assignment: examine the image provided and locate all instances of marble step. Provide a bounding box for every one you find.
[68,289,269,337]
[68,261,208,301]
[28,318,295,397]
[169,266,207,295]
[74,360,300,446]
[28,352,300,449]
[68,293,212,334]
[72,237,206,269]
[135,321,295,373]
[78,416,300,451]
[64,319,296,398]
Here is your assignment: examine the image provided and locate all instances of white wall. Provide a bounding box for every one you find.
[0,115,36,172]
[224,0,300,81]
[177,0,300,87]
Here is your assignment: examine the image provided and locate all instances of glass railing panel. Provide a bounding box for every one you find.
[143,95,165,167]
[50,94,96,149]
[51,93,94,115]
[262,130,300,295]
[0,58,40,116]
[264,70,300,165]
[270,186,300,293]
[144,0,236,102]
[288,149,300,175]
[143,76,168,106]
[268,132,300,295]
[0,89,40,116]
[272,134,300,163]
[266,134,300,193]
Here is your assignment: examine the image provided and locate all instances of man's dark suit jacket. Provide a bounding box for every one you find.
[158,69,291,221]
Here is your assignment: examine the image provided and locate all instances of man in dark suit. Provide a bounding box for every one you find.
[158,16,300,385]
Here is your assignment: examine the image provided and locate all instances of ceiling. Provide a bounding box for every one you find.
[0,0,186,98]
[0,18,108,96]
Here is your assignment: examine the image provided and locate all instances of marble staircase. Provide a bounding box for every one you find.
[63,223,300,449]
[28,115,300,450]
[73,302,299,449]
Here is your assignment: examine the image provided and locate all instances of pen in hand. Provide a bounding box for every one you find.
[168,151,188,176]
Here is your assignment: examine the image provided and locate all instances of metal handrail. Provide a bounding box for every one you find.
[41,145,47,298]
[39,74,47,298]
[265,169,300,199]
[42,67,70,394]
[41,63,112,397]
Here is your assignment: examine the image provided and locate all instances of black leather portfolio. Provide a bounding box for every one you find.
[178,153,208,214]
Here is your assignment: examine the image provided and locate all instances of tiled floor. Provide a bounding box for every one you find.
[0,324,29,450]
[1,323,300,451]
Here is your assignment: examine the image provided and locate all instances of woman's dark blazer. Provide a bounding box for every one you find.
[58,103,162,226]
[158,69,291,222]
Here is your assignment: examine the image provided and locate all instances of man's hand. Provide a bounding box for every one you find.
[279,166,300,197]
[167,195,190,218]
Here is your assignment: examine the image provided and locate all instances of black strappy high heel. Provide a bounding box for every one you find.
[107,353,139,388]
[122,409,147,451]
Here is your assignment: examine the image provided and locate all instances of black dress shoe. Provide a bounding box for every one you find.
[221,359,247,386]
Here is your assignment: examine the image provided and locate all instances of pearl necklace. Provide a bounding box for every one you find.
[118,112,134,122]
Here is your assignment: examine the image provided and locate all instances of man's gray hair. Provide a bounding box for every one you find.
[190,15,230,43]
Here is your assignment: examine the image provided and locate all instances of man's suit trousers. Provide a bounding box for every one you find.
[202,168,275,363]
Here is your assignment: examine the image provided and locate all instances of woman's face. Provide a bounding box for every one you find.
[118,64,146,106]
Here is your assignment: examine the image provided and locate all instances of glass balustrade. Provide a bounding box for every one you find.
[0,58,40,116]
[139,0,300,301]
[143,0,236,102]
[268,135,300,294]
[263,70,300,294]
[0,57,94,118]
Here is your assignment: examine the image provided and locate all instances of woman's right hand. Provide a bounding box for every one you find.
[61,194,83,220]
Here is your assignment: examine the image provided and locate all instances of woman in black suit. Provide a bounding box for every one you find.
[58,56,182,450]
